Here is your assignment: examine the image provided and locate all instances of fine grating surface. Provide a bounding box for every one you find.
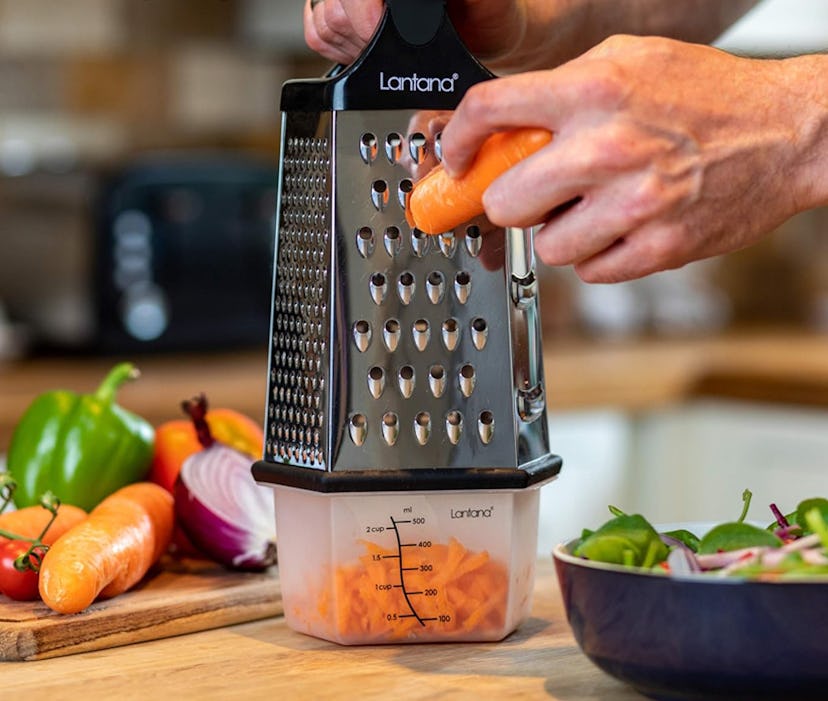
[267,132,331,468]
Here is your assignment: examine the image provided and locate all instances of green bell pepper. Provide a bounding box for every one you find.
[7,363,155,512]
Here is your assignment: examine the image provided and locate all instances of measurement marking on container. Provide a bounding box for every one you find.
[407,591,424,595]
[420,617,438,622]
[382,554,400,559]
[400,542,417,547]
[389,516,427,627]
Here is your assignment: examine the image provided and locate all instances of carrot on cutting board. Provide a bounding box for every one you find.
[0,503,87,545]
[406,127,553,234]
[38,482,174,614]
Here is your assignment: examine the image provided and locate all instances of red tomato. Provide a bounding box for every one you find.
[150,409,264,493]
[0,540,44,601]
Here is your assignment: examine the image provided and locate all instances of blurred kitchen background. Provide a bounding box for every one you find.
[1,0,826,550]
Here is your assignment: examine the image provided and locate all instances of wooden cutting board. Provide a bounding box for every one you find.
[0,558,281,661]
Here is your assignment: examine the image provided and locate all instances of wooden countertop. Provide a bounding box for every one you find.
[1,560,646,701]
[3,328,828,451]
[3,331,827,697]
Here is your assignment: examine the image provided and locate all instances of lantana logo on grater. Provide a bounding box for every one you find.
[379,71,460,93]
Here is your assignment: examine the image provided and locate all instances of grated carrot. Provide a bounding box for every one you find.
[313,537,510,643]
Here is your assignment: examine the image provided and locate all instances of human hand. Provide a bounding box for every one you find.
[441,36,821,282]
[304,0,526,67]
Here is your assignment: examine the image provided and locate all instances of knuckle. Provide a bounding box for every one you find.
[583,61,627,105]
[595,34,633,54]
[534,230,581,267]
[481,186,511,225]
[586,124,638,172]
[624,175,665,223]
[641,226,688,270]
[460,82,497,124]
[304,24,325,53]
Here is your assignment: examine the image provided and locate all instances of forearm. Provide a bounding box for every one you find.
[492,0,761,71]
[777,53,828,211]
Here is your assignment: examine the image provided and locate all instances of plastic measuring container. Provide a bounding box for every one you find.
[271,484,542,644]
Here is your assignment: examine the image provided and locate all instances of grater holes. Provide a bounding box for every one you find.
[352,320,372,352]
[426,270,445,304]
[414,412,431,445]
[411,228,430,257]
[367,366,385,399]
[382,412,399,446]
[441,318,460,351]
[438,231,457,258]
[370,272,388,305]
[412,318,430,351]
[408,132,427,163]
[398,179,413,210]
[465,225,482,257]
[459,363,476,397]
[434,132,443,161]
[359,132,378,164]
[398,365,415,398]
[383,318,401,351]
[385,133,403,163]
[397,271,415,305]
[356,226,375,258]
[471,317,488,350]
[384,226,401,257]
[269,139,330,469]
[454,270,471,304]
[348,414,367,446]
[478,411,494,444]
[428,364,446,397]
[371,180,389,211]
[445,410,463,445]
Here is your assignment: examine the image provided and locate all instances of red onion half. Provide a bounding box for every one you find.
[174,443,276,571]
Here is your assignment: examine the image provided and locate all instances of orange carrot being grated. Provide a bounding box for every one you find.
[406,127,553,234]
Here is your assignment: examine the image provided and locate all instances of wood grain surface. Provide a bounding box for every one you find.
[1,560,646,701]
[0,558,281,661]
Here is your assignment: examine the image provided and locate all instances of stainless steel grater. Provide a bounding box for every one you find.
[254,0,560,494]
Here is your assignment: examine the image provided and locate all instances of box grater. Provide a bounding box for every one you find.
[253,0,561,495]
[252,0,563,645]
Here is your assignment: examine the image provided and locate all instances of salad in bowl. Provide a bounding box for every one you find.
[553,490,828,701]
[570,490,828,579]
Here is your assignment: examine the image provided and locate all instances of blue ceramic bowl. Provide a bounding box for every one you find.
[553,530,828,701]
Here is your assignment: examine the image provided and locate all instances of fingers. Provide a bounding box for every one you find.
[305,0,384,66]
[479,141,581,228]
[540,216,693,283]
[529,172,695,282]
[571,229,681,283]
[440,72,561,176]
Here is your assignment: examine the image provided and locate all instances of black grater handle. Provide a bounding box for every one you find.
[387,0,445,46]
[281,0,495,112]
